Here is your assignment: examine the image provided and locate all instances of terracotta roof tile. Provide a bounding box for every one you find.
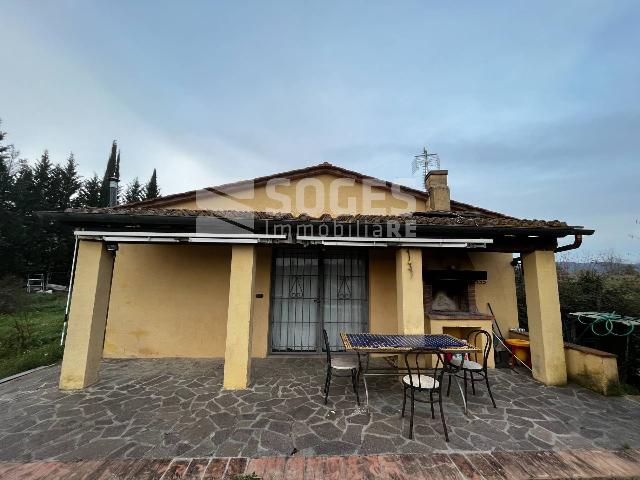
[66,207,569,229]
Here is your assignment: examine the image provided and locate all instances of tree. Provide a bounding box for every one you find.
[123,177,144,204]
[8,160,37,273]
[57,153,81,209]
[0,120,11,164]
[12,160,37,214]
[144,168,159,200]
[0,122,14,207]
[0,120,162,278]
[32,150,53,209]
[78,174,102,208]
[0,122,18,276]
[99,140,118,207]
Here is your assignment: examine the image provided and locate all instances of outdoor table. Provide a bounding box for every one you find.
[341,332,480,414]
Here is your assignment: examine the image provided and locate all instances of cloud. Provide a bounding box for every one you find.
[2,0,639,260]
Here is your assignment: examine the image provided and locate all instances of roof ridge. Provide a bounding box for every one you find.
[115,162,512,219]
[116,162,429,209]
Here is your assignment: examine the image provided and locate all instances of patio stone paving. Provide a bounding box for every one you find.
[1,358,639,461]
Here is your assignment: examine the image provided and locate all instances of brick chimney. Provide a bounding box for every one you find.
[425,170,450,211]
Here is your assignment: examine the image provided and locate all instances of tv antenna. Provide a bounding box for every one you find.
[412,147,441,176]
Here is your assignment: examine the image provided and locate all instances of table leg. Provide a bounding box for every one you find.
[356,353,370,413]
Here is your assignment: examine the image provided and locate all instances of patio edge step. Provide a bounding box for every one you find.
[0,449,639,479]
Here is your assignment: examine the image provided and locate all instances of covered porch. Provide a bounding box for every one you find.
[42,208,593,392]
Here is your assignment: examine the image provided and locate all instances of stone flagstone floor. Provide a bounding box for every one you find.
[0,358,639,461]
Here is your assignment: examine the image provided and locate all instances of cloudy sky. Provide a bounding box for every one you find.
[2,1,639,260]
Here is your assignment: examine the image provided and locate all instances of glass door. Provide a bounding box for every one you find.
[269,248,368,353]
[321,250,368,351]
[269,249,320,352]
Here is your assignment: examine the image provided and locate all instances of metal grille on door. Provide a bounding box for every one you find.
[269,249,368,352]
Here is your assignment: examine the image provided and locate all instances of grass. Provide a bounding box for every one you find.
[0,292,66,379]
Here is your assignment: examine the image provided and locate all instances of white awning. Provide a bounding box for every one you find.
[296,235,492,248]
[74,230,287,244]
[74,230,493,248]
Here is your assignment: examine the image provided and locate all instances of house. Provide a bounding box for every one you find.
[43,162,593,391]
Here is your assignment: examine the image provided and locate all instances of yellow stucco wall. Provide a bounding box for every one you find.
[103,244,232,358]
[509,331,619,395]
[103,243,273,360]
[101,243,518,359]
[396,248,425,335]
[250,247,272,358]
[368,249,398,334]
[167,173,427,215]
[565,346,619,395]
[364,249,513,341]
[469,252,519,335]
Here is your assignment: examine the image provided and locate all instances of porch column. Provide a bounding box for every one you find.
[522,250,567,385]
[223,244,257,390]
[395,248,425,334]
[59,241,114,390]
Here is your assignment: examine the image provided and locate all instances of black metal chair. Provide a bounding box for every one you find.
[322,329,360,405]
[401,348,449,442]
[446,329,497,408]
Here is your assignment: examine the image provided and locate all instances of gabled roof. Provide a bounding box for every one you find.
[62,207,571,229]
[118,161,513,219]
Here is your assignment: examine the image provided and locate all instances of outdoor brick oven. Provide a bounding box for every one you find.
[423,270,493,320]
[423,269,495,366]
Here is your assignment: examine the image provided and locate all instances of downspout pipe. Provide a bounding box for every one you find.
[554,234,583,253]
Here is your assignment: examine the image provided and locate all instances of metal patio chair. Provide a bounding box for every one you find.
[323,329,360,405]
[401,348,449,441]
[446,329,497,408]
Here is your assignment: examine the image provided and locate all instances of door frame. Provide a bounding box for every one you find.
[267,246,369,355]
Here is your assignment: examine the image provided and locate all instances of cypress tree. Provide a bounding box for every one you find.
[99,140,118,207]
[144,168,159,200]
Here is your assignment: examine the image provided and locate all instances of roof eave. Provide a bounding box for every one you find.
[36,211,593,239]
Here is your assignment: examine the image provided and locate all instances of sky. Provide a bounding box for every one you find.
[2,1,639,261]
